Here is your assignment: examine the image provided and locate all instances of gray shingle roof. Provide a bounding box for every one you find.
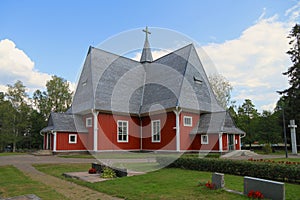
[195,111,245,134]
[71,43,224,115]
[43,39,242,135]
[41,112,88,133]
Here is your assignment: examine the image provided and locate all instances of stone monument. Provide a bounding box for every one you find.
[288,120,297,155]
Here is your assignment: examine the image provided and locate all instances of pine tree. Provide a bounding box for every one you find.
[278,24,300,143]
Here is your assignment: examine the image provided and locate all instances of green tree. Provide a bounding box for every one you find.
[209,73,233,109]
[28,109,46,149]
[236,99,259,149]
[33,75,73,120]
[278,24,300,143]
[256,110,281,144]
[6,81,31,152]
[0,94,15,151]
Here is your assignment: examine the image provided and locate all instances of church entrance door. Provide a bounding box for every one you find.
[228,134,235,151]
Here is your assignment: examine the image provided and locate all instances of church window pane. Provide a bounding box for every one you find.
[152,120,161,142]
[201,135,208,144]
[183,116,192,126]
[69,134,77,144]
[117,120,128,142]
[86,117,92,127]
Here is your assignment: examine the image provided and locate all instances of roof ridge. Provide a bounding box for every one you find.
[152,43,193,63]
[176,44,193,106]
[90,46,141,64]
[138,67,147,115]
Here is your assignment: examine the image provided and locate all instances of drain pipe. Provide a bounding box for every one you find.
[173,106,182,152]
[93,109,99,152]
[139,116,143,151]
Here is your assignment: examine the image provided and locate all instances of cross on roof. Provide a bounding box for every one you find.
[143,26,151,39]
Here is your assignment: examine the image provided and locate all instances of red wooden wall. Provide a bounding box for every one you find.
[97,113,140,150]
[56,132,87,151]
[180,112,200,150]
[141,112,176,151]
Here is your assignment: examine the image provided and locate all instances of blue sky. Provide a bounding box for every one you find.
[0,0,299,111]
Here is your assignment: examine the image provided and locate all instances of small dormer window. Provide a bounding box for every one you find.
[194,76,202,85]
[82,79,87,86]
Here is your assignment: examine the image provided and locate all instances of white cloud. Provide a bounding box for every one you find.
[201,11,297,112]
[131,49,171,61]
[285,1,300,22]
[0,39,52,93]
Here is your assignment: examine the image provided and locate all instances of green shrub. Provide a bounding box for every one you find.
[262,144,272,154]
[100,167,116,178]
[156,157,300,183]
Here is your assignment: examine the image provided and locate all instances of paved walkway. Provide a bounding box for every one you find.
[223,152,300,160]
[0,155,123,200]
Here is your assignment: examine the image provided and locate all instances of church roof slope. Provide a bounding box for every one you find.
[139,44,192,113]
[177,44,224,113]
[41,112,88,133]
[72,47,143,114]
[195,111,245,134]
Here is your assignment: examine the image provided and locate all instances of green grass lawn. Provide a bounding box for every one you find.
[35,163,247,200]
[0,165,67,200]
[58,152,219,160]
[58,154,94,159]
[0,152,27,156]
[34,163,300,200]
[253,149,293,155]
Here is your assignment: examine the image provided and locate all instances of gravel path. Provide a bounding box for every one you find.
[0,155,123,200]
[225,153,300,160]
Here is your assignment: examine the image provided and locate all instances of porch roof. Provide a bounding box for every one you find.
[192,111,245,135]
[41,112,88,133]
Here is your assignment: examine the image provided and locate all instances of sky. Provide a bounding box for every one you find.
[0,0,299,112]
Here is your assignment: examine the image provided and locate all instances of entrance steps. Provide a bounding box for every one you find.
[221,150,258,158]
[32,149,53,156]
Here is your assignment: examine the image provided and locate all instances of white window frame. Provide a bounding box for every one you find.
[117,120,128,143]
[151,120,161,143]
[69,134,77,144]
[201,135,209,144]
[183,116,193,127]
[86,117,92,127]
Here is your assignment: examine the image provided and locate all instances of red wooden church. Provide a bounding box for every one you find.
[41,28,245,153]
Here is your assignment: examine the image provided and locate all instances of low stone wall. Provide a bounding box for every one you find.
[91,163,127,177]
[244,176,285,200]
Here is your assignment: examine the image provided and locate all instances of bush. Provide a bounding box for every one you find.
[262,144,272,154]
[100,167,116,178]
[156,157,300,183]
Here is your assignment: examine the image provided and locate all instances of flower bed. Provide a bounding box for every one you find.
[248,158,300,165]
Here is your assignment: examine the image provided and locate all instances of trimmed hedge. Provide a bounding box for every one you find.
[157,157,300,183]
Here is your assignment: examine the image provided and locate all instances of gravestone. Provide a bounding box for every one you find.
[244,176,285,200]
[212,172,225,189]
[288,119,297,154]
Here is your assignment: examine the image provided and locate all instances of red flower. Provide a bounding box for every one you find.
[88,168,97,174]
[248,190,264,199]
[205,181,215,190]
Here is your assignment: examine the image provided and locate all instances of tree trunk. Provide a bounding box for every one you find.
[12,141,16,152]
